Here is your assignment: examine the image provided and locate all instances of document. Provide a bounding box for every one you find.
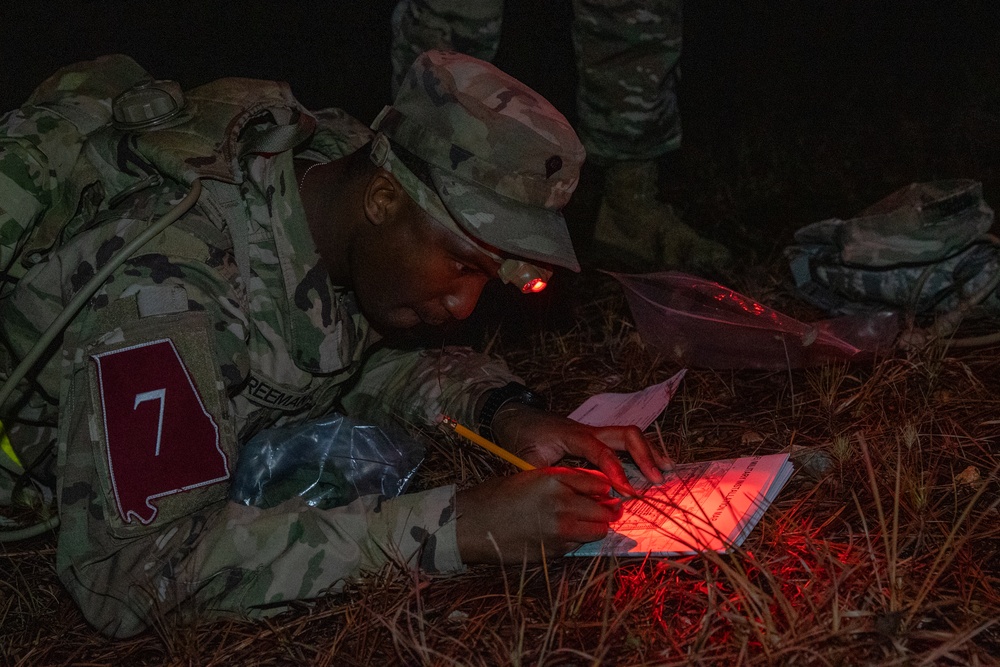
[567,370,686,430]
[569,453,794,556]
[565,371,795,556]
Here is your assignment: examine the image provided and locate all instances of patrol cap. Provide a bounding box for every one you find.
[370,49,584,272]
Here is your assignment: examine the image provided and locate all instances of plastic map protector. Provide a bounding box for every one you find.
[565,371,795,556]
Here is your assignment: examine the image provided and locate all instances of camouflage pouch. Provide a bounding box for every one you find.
[786,180,1000,317]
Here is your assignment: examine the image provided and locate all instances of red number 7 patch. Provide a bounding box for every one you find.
[92,339,229,525]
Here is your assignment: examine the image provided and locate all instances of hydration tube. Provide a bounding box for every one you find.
[0,179,202,539]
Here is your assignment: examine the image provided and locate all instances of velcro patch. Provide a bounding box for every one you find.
[92,338,229,525]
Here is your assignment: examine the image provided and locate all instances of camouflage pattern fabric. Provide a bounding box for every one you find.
[0,55,522,637]
[786,180,1000,316]
[373,49,585,271]
[390,0,683,162]
[790,242,1000,316]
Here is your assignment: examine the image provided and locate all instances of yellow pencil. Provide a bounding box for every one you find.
[440,415,536,471]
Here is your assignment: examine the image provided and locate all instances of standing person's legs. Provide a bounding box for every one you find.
[390,0,506,95]
[573,0,729,272]
[573,0,682,162]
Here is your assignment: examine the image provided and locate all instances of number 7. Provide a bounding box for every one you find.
[134,388,167,456]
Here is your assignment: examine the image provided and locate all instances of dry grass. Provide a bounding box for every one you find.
[2,278,999,666]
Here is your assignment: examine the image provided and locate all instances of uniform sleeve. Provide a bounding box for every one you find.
[60,462,462,638]
[339,343,523,429]
[40,214,463,638]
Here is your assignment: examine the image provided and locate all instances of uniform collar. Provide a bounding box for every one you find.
[244,114,375,376]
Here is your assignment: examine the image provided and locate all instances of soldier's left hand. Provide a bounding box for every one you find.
[490,404,673,496]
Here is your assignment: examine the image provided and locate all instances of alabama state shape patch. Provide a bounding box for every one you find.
[92,338,229,525]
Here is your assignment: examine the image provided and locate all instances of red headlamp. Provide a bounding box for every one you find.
[497,259,553,293]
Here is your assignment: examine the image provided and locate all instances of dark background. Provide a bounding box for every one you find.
[4,2,999,128]
[4,0,1000,332]
[6,1,997,193]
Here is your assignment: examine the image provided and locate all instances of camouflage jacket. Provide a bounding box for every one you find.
[0,55,519,637]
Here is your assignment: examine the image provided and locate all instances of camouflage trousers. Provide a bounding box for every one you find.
[390,0,683,162]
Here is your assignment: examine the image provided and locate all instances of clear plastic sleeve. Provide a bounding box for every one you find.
[610,271,900,370]
[229,414,425,510]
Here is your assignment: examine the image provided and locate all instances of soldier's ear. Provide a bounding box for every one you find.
[363,168,404,227]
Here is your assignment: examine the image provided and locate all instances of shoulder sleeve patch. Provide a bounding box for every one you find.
[92,338,229,525]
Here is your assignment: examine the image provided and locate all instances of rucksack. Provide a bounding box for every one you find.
[786,180,1000,347]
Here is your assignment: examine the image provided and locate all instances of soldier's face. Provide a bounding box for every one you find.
[351,199,501,332]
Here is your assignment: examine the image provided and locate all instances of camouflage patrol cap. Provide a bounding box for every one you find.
[370,49,584,271]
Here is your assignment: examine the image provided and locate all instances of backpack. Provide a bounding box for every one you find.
[786,180,1000,346]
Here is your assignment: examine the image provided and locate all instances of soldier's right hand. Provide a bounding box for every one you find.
[455,467,622,563]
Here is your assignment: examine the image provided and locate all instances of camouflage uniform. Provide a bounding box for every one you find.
[390,0,683,162]
[0,55,525,637]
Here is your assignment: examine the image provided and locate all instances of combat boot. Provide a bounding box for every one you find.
[591,160,731,273]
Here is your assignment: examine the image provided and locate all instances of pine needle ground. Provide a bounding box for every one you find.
[2,278,999,665]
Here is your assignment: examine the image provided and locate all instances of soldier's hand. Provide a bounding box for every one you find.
[490,404,673,496]
[455,467,622,562]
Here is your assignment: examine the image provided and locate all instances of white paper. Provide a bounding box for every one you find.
[567,369,686,429]
[569,453,794,557]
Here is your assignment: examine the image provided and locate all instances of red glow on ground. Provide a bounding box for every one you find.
[602,524,862,652]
